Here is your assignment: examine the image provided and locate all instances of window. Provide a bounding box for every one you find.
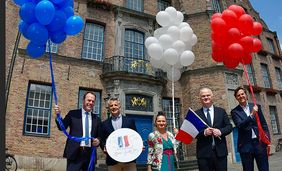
[275,67,282,89]
[267,38,276,54]
[46,41,58,53]
[24,83,52,136]
[162,98,180,133]
[124,29,144,73]
[78,89,101,115]
[260,64,271,88]
[246,64,256,85]
[125,0,143,12]
[157,0,170,12]
[212,0,222,13]
[269,106,280,134]
[82,23,105,61]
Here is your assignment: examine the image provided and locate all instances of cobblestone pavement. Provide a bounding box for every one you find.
[228,150,282,171]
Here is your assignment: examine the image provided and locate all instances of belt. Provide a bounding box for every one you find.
[163,149,173,155]
[80,146,91,151]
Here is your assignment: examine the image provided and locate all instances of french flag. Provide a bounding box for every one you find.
[176,108,207,144]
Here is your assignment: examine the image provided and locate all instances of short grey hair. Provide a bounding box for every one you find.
[107,97,121,106]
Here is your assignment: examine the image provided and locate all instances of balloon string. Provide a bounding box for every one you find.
[172,66,176,128]
[48,40,96,170]
[242,63,256,105]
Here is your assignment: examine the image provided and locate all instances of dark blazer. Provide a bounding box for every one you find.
[195,106,233,158]
[231,103,270,153]
[100,115,137,166]
[56,109,101,160]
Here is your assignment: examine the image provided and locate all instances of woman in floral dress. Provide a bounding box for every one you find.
[147,112,179,171]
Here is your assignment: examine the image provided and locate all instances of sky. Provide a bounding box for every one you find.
[249,0,282,49]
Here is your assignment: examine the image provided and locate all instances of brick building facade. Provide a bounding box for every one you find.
[5,0,282,170]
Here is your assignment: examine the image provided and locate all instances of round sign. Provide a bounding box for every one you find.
[106,128,143,163]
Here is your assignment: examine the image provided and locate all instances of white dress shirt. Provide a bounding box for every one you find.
[81,108,92,147]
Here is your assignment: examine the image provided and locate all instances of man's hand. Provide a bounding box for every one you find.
[54,105,61,114]
[212,128,222,138]
[204,127,214,136]
[251,105,258,117]
[92,138,100,147]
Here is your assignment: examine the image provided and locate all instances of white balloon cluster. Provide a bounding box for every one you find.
[145,7,197,81]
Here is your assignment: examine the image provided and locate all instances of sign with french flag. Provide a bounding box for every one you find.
[176,108,207,144]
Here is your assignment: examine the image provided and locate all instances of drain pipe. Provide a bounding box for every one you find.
[5,30,21,111]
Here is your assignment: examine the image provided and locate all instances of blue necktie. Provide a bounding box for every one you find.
[85,112,89,145]
[206,109,212,126]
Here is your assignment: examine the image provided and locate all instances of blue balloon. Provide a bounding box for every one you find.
[46,10,67,32]
[50,0,65,4]
[57,0,73,8]
[62,6,74,18]
[49,30,67,44]
[18,20,31,39]
[64,16,84,36]
[19,2,37,24]
[32,0,42,4]
[35,0,55,25]
[27,42,46,58]
[13,0,30,6]
[26,22,49,45]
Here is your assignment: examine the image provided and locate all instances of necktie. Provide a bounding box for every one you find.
[206,109,215,147]
[206,108,212,126]
[85,112,89,145]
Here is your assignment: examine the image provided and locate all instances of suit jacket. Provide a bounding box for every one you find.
[231,103,270,153]
[56,109,101,160]
[195,106,232,158]
[100,115,137,166]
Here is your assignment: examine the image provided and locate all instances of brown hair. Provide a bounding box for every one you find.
[155,111,167,123]
[83,91,96,100]
[234,86,247,97]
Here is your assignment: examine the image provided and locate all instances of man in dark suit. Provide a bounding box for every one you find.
[195,87,232,171]
[231,86,270,171]
[100,97,137,171]
[55,92,101,171]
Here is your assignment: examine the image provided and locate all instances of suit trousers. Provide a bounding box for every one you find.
[240,139,269,171]
[198,149,227,171]
[107,162,137,171]
[67,147,93,171]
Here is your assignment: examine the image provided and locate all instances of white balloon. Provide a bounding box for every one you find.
[159,34,173,50]
[167,67,181,82]
[145,37,159,48]
[148,43,163,60]
[180,50,195,66]
[174,11,184,26]
[156,11,170,27]
[167,26,180,41]
[180,26,193,42]
[154,27,168,39]
[150,57,163,69]
[184,41,192,50]
[178,22,190,30]
[191,34,198,46]
[172,40,185,54]
[165,7,177,25]
[163,48,179,65]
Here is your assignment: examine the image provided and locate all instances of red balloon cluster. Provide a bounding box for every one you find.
[211,5,263,69]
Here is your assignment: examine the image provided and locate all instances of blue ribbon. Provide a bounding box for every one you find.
[48,40,96,171]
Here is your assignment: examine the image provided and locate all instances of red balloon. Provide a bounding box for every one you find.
[228,5,246,18]
[211,17,227,33]
[240,36,253,52]
[227,43,244,61]
[211,31,227,45]
[227,27,241,44]
[238,14,254,35]
[240,53,253,65]
[212,41,226,62]
[222,9,238,28]
[212,13,222,20]
[253,22,263,36]
[223,57,240,69]
[252,38,262,52]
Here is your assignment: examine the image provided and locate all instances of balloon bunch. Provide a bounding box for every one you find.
[14,0,84,58]
[145,6,197,81]
[211,5,263,69]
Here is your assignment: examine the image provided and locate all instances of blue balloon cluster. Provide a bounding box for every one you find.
[14,0,84,58]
